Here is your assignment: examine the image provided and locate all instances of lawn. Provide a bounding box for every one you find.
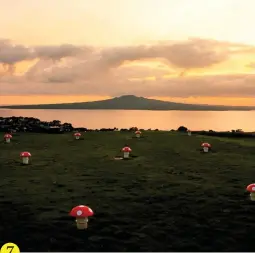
[0,131,255,251]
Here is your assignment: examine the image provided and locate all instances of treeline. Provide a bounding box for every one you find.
[177,126,255,138]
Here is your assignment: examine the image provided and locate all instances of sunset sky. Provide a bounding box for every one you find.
[1,0,255,105]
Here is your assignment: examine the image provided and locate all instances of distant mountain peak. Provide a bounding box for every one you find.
[0,94,254,111]
[115,95,141,99]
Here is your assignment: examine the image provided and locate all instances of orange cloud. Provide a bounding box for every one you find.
[0,37,255,105]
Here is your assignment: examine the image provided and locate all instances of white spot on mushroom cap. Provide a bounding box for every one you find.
[77,210,82,216]
[252,187,255,191]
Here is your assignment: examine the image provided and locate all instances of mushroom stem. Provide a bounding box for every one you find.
[136,134,140,138]
[250,192,255,201]
[75,136,80,140]
[203,147,209,153]
[123,152,129,159]
[5,138,11,143]
[76,217,88,229]
[22,157,29,164]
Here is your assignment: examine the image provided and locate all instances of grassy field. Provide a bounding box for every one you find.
[0,131,255,252]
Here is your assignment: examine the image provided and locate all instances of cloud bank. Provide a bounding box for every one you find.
[0,37,255,98]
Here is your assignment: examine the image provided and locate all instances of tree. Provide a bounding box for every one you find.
[177,126,188,132]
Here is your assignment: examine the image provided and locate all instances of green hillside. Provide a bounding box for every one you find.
[1,131,254,251]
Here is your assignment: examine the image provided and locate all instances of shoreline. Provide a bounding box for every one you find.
[0,116,254,138]
[1,107,255,112]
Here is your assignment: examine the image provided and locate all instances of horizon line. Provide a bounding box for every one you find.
[0,95,255,108]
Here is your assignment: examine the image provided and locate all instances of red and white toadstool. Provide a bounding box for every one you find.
[122,146,132,159]
[20,151,32,164]
[74,132,81,140]
[246,183,255,201]
[135,130,141,138]
[4,133,12,143]
[69,205,94,229]
[201,143,211,153]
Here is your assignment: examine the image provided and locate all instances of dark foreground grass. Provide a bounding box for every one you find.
[0,131,255,251]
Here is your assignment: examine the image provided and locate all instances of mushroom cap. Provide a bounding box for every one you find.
[135,130,141,134]
[74,132,81,136]
[69,205,94,217]
[122,146,132,152]
[201,142,211,147]
[20,151,31,157]
[246,183,255,192]
[4,133,12,138]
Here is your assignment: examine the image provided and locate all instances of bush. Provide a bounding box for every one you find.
[177,126,188,132]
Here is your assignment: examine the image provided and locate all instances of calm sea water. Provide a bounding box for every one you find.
[0,109,255,131]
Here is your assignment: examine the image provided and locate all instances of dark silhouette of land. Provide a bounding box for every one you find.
[1,95,255,111]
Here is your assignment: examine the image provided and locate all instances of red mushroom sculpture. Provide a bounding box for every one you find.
[135,130,142,138]
[4,133,12,143]
[122,146,132,159]
[246,183,255,201]
[74,132,81,140]
[201,142,211,153]
[20,151,32,164]
[69,205,94,229]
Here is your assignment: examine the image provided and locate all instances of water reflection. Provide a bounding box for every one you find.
[0,109,254,131]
